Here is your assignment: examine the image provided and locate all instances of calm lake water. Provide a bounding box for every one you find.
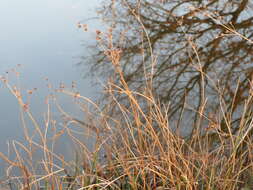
[0,0,103,176]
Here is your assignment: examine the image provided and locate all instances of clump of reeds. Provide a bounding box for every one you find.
[1,46,253,190]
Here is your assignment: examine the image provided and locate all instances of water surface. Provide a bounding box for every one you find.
[0,0,103,175]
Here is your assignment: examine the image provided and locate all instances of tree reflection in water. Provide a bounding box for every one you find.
[84,0,253,137]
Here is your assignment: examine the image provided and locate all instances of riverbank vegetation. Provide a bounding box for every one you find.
[1,0,253,189]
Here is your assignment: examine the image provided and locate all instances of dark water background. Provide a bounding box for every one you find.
[0,0,103,177]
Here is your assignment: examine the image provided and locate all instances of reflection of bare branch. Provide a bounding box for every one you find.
[70,118,99,134]
[84,0,253,135]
